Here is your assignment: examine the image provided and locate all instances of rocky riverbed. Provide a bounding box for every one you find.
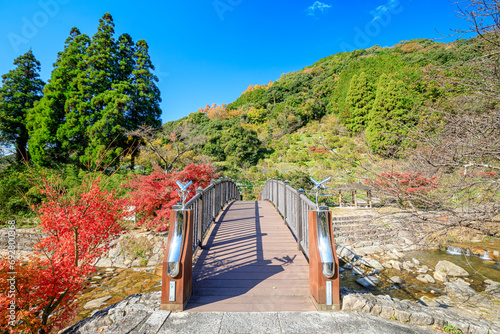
[335,244,500,333]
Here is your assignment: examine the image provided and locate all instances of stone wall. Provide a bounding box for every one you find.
[332,213,431,255]
[0,228,42,251]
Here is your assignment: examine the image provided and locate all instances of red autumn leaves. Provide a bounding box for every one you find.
[0,163,217,333]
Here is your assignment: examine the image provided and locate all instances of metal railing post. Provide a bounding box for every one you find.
[284,180,289,225]
[297,188,305,251]
[276,178,281,211]
[196,187,203,248]
[211,179,216,222]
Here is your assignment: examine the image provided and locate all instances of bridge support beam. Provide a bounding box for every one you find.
[161,209,194,311]
[308,208,340,311]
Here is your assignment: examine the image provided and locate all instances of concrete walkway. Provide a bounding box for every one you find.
[188,201,315,312]
[139,310,438,334]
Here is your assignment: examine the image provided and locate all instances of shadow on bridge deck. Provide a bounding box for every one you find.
[187,201,315,312]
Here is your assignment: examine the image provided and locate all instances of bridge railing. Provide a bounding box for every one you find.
[262,178,340,311]
[261,178,317,258]
[185,178,241,254]
[162,178,241,311]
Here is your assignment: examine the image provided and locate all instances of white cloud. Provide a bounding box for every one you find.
[307,1,331,16]
[371,0,399,22]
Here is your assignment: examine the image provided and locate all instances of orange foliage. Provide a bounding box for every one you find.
[242,80,274,94]
[198,103,227,120]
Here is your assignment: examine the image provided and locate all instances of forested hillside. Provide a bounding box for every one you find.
[144,37,479,191]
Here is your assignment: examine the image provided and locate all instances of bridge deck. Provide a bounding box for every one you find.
[187,200,315,312]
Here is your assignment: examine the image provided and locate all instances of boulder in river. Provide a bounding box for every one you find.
[416,274,435,284]
[355,276,379,288]
[444,279,476,296]
[434,260,469,282]
[388,276,404,284]
[360,258,385,271]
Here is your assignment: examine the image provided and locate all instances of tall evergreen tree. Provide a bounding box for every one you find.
[344,72,375,133]
[84,12,127,167]
[28,13,162,169]
[365,74,414,156]
[127,39,162,169]
[0,50,45,162]
[27,28,91,165]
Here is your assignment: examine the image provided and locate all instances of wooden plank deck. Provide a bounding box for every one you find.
[187,200,315,312]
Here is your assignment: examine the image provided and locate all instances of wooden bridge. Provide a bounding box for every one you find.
[160,178,341,312]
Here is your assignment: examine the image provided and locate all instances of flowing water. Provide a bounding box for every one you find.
[74,266,162,321]
[340,246,500,301]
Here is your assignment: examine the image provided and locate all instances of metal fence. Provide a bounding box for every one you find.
[184,178,240,254]
[261,179,317,258]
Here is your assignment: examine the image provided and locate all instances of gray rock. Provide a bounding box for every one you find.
[394,308,411,322]
[382,262,392,269]
[389,260,403,271]
[95,257,112,267]
[493,250,499,258]
[388,276,404,284]
[416,274,435,284]
[108,244,121,259]
[433,270,448,282]
[137,310,171,333]
[485,283,500,293]
[219,312,281,334]
[352,266,365,275]
[361,258,385,271]
[131,258,142,267]
[339,266,345,272]
[278,312,341,334]
[402,261,414,270]
[392,249,405,259]
[344,263,353,270]
[84,296,112,309]
[113,256,128,268]
[356,276,379,288]
[445,279,477,296]
[160,312,223,334]
[106,310,149,334]
[434,260,469,281]
[147,253,161,266]
[409,311,434,326]
[416,267,428,274]
[337,245,358,262]
[342,294,368,312]
[412,258,420,266]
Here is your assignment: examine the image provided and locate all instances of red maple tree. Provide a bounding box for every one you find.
[126,163,218,232]
[0,175,125,334]
[365,171,439,195]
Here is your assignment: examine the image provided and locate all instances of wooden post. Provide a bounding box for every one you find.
[338,191,342,208]
[308,208,340,311]
[161,210,194,311]
[353,191,358,208]
[368,190,372,208]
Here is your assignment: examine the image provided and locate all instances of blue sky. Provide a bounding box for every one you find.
[0,0,470,123]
